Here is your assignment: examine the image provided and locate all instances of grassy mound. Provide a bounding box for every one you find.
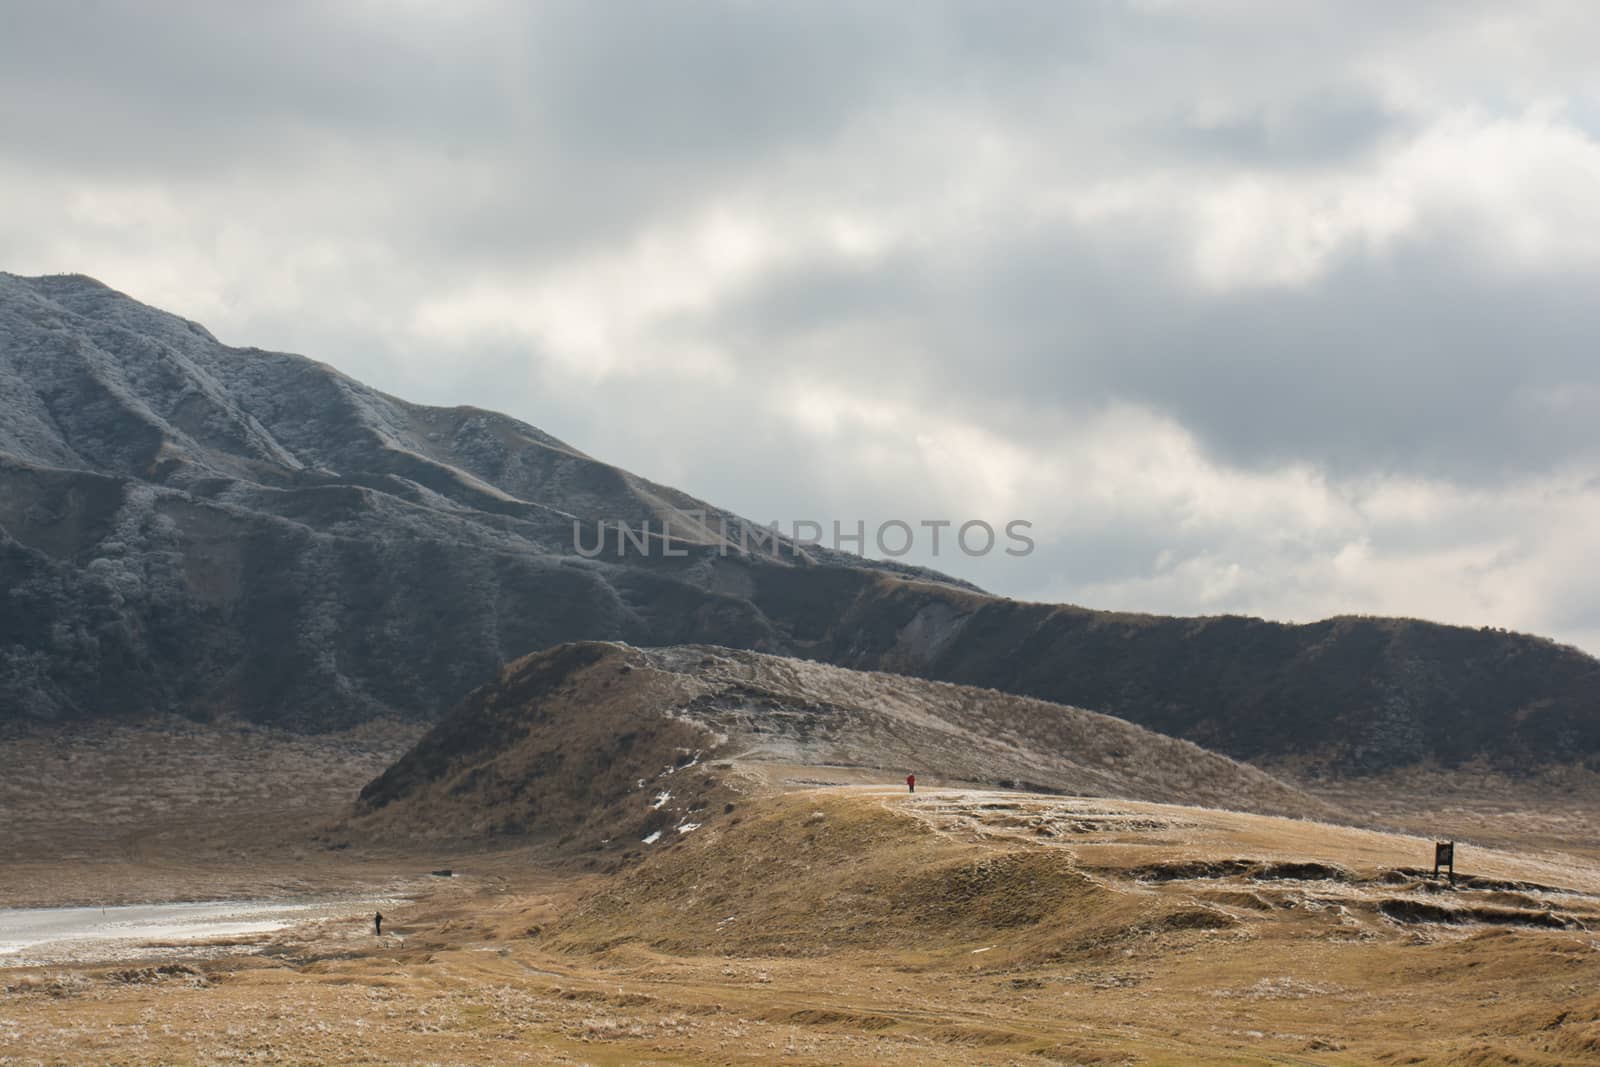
[548,791,1208,964]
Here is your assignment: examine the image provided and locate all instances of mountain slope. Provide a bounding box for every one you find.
[0,272,944,725]
[806,584,1600,773]
[1,272,1596,773]
[353,641,1329,842]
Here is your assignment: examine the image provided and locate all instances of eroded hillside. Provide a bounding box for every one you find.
[352,641,1330,846]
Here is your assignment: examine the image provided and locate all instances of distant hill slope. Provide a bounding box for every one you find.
[807,586,1600,773]
[1,272,1596,773]
[354,641,1329,842]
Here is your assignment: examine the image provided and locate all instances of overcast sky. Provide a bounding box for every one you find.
[4,2,1600,653]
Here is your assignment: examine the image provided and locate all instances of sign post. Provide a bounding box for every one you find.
[1433,841,1455,885]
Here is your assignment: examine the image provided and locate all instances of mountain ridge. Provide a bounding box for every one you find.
[1,272,1595,773]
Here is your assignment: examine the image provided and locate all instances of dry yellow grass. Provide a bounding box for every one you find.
[5,778,1599,1065]
[5,696,1600,1065]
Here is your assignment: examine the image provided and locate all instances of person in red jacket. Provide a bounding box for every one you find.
[906,773,915,794]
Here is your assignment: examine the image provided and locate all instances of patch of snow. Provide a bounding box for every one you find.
[651,792,671,810]
[664,749,702,774]
[676,822,701,834]
[641,831,662,845]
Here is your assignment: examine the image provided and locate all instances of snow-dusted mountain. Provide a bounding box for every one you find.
[0,272,946,726]
[2,273,1596,774]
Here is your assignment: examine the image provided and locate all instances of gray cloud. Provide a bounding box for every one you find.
[1148,90,1405,168]
[3,1,1600,650]
[700,198,1600,484]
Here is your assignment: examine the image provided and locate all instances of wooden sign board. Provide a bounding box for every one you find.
[1433,841,1455,882]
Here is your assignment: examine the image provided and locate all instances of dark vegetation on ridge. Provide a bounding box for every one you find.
[1,272,1596,773]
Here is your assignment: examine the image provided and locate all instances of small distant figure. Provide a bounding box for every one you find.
[906,773,916,794]
[374,911,383,936]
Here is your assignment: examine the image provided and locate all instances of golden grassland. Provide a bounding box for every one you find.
[4,736,1600,1067]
